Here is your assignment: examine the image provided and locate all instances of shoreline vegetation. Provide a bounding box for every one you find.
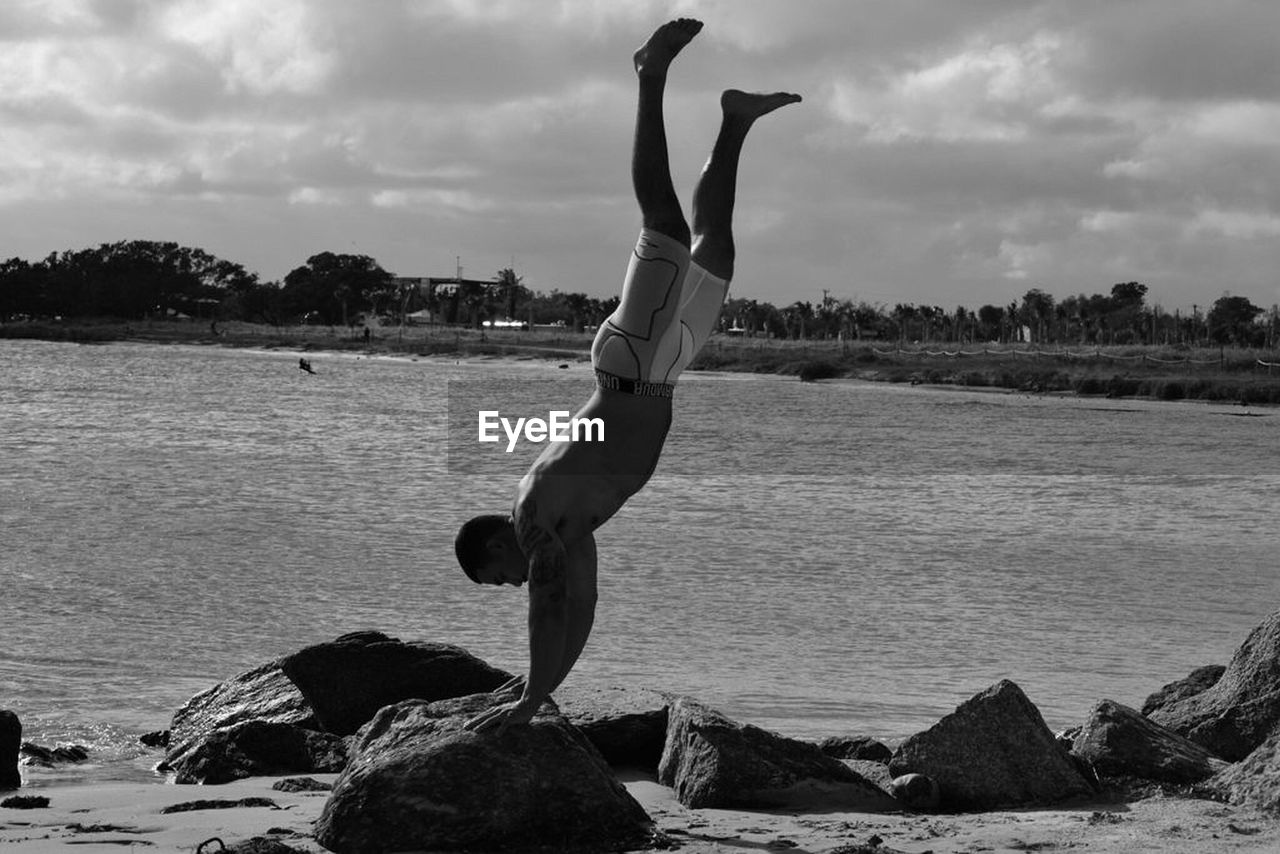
[5,317,1280,406]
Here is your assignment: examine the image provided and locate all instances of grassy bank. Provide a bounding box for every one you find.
[5,318,1280,405]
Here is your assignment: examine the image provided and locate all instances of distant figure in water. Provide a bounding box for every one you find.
[299,358,315,374]
[454,18,800,734]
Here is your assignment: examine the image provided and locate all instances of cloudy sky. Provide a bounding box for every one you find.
[4,0,1279,313]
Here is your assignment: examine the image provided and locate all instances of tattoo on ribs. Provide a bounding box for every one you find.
[516,498,566,590]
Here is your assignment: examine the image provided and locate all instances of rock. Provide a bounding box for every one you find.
[844,759,893,791]
[1141,665,1225,716]
[212,839,308,854]
[140,730,170,749]
[160,797,279,814]
[0,710,19,790]
[1205,731,1280,813]
[279,630,513,736]
[657,698,894,810]
[19,742,89,768]
[167,660,315,756]
[818,735,893,764]
[889,680,1096,810]
[555,684,673,770]
[271,776,332,793]
[890,773,941,810]
[1,795,48,809]
[1148,610,1280,761]
[315,694,654,854]
[1072,700,1228,784]
[165,720,348,784]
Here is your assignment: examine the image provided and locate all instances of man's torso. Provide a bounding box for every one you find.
[514,388,672,545]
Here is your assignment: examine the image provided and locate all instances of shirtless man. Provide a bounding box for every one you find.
[455,18,800,733]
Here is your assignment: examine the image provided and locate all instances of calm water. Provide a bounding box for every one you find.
[2,339,1278,785]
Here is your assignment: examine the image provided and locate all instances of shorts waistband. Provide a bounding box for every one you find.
[595,369,674,399]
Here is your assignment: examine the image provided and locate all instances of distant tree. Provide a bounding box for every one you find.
[281,252,392,326]
[495,267,530,322]
[0,257,48,319]
[976,304,1005,342]
[1207,293,1264,346]
[1018,289,1055,344]
[891,303,918,342]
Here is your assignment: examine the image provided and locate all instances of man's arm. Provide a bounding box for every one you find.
[518,502,571,709]
[464,494,572,732]
[548,532,598,693]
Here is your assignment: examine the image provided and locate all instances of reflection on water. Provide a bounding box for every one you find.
[2,339,1278,783]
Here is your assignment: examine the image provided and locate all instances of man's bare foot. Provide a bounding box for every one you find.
[721,89,803,121]
[634,18,703,77]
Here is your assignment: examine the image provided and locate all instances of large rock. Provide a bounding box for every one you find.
[1206,731,1280,814]
[165,720,348,784]
[315,694,654,854]
[556,684,672,770]
[657,698,894,810]
[1141,665,1225,716]
[1148,609,1280,761]
[1,710,19,790]
[167,660,315,754]
[1072,700,1228,784]
[818,735,893,764]
[280,631,513,736]
[889,680,1096,810]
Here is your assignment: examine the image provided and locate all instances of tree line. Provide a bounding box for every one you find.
[1,240,1275,347]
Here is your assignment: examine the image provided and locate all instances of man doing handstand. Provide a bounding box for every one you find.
[455,18,800,733]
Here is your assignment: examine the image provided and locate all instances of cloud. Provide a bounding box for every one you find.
[1,0,1279,310]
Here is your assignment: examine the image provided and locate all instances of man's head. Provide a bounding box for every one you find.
[454,514,528,586]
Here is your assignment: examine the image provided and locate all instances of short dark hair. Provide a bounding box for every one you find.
[454,514,510,583]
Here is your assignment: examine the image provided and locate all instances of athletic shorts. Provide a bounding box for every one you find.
[590,229,729,397]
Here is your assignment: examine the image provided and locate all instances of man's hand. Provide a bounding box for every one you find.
[463,694,540,734]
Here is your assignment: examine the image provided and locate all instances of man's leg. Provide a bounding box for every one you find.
[690,89,802,281]
[631,18,700,246]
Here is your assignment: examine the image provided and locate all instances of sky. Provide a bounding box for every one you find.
[3,0,1280,314]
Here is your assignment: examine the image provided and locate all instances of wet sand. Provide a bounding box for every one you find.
[4,772,1280,853]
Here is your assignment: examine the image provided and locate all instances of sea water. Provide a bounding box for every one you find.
[2,339,1277,785]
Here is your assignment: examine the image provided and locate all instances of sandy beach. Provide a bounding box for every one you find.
[3,773,1279,853]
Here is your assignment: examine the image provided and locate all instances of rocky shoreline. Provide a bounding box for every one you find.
[6,612,1280,852]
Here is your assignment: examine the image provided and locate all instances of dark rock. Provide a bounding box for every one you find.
[657,697,895,810]
[555,684,673,769]
[161,797,279,814]
[279,630,513,736]
[1205,731,1280,813]
[271,776,332,793]
[165,720,348,784]
[213,839,308,854]
[844,759,893,792]
[890,773,941,811]
[167,660,315,756]
[315,694,654,854]
[1141,665,1225,716]
[1,795,48,809]
[140,730,170,749]
[1148,610,1280,761]
[1,711,21,790]
[1072,700,1228,784]
[818,735,893,763]
[889,679,1096,810]
[20,742,89,767]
